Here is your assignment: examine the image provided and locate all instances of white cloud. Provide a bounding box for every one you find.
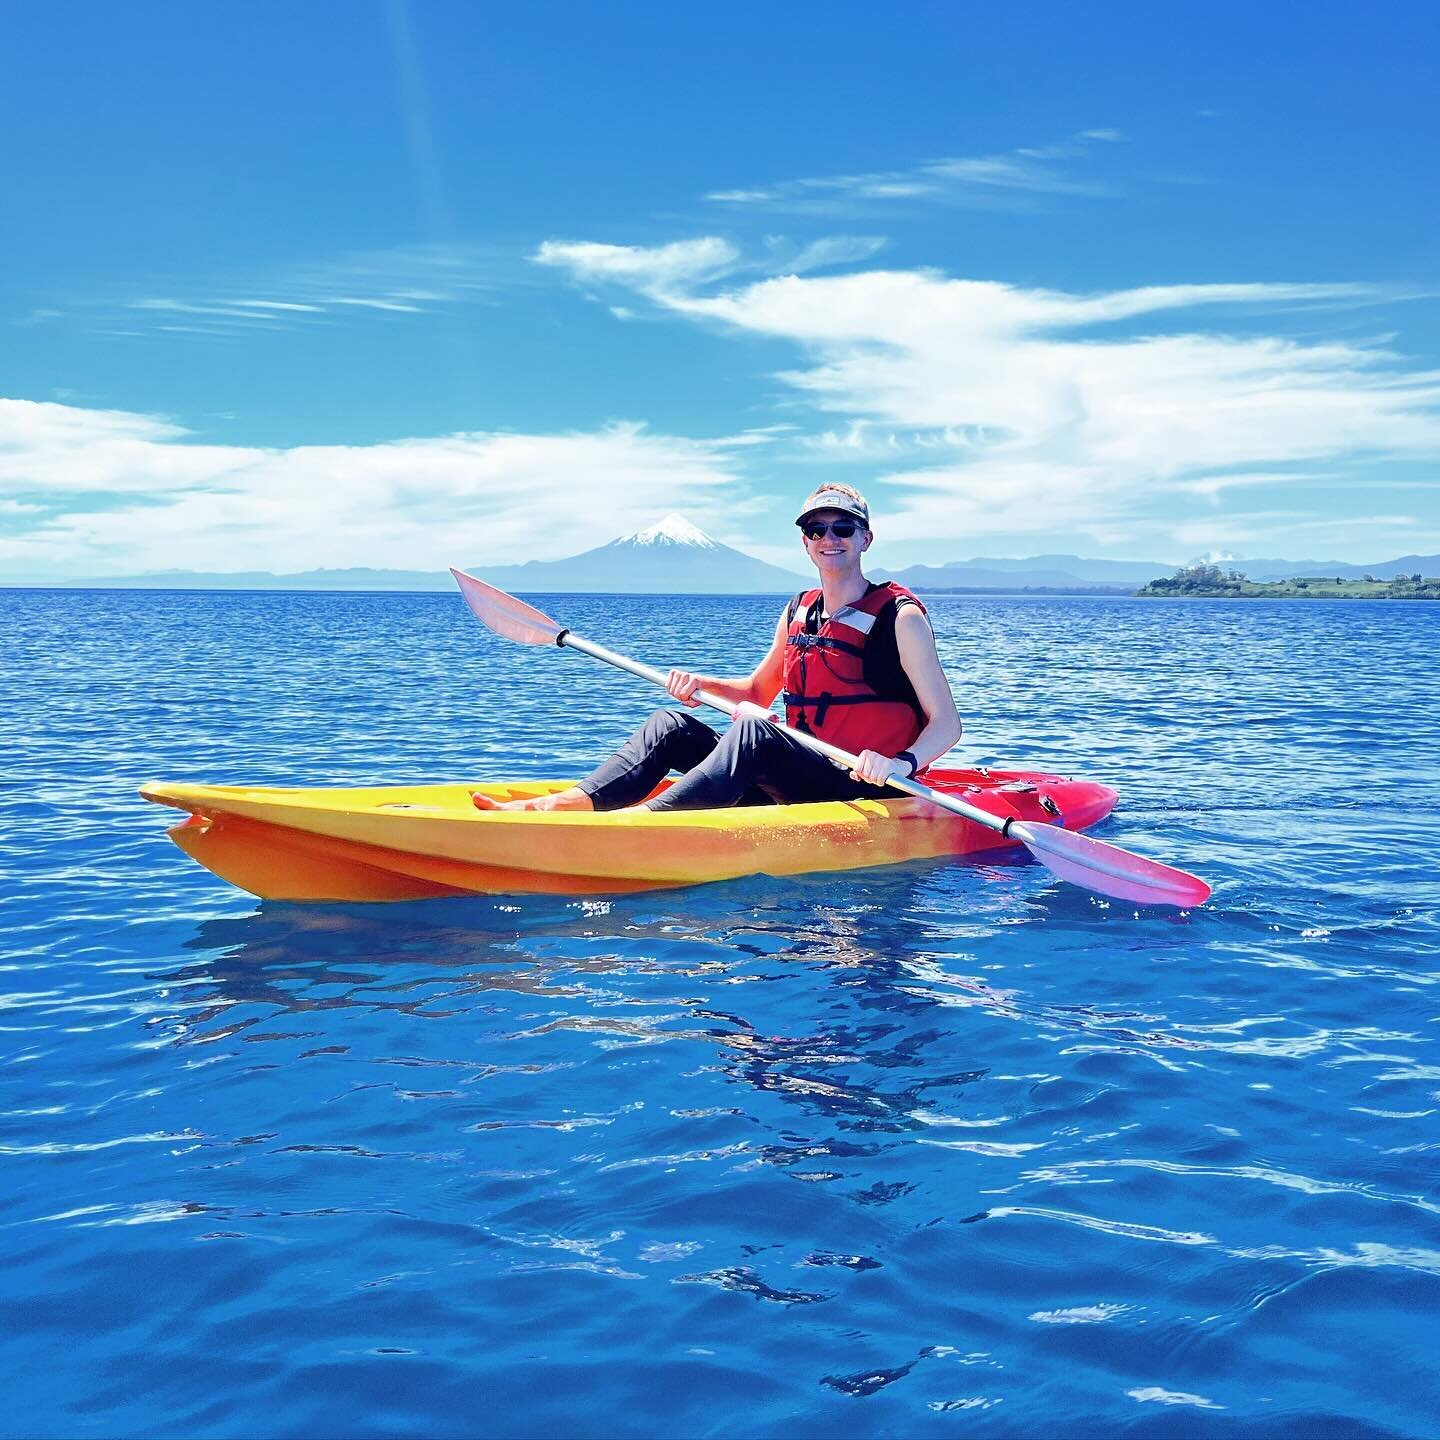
[533,238,740,296]
[705,188,774,204]
[537,242,1440,552]
[704,130,1122,213]
[77,242,500,340]
[131,299,289,321]
[0,398,752,577]
[1175,470,1325,500]
[0,399,247,494]
[329,297,424,312]
[536,235,887,303]
[1169,511,1420,550]
[785,236,888,273]
[219,299,326,313]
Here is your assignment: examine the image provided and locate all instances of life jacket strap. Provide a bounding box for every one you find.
[783,690,902,729]
[785,633,865,659]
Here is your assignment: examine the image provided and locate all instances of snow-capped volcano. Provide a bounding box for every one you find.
[461,513,806,594]
[622,514,720,549]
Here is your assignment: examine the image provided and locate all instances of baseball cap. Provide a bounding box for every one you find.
[794,488,870,527]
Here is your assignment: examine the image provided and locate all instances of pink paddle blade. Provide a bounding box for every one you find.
[450,568,564,647]
[1012,820,1212,908]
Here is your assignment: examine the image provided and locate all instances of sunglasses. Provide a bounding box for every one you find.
[801,518,863,540]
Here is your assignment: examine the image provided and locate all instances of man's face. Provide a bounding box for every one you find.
[801,509,870,563]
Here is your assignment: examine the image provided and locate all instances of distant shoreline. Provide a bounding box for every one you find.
[1138,577,1439,600]
[0,583,1143,598]
[7,579,1437,600]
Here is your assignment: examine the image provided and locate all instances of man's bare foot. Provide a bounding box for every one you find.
[471,787,595,813]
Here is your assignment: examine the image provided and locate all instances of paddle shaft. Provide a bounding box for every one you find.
[558,629,1013,837]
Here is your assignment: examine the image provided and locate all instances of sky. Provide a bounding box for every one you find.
[3,1,1438,579]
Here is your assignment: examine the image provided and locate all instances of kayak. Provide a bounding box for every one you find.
[140,768,1118,901]
[140,767,1117,902]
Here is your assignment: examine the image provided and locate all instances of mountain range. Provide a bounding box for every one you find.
[10,515,1437,594]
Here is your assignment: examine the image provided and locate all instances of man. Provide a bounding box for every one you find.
[473,484,962,812]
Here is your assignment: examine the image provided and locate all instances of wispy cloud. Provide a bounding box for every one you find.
[784,236,888,273]
[536,237,1440,555]
[328,297,424,312]
[534,234,887,301]
[1168,510,1421,552]
[131,299,294,321]
[218,299,327,313]
[703,129,1125,214]
[0,397,761,577]
[534,237,740,297]
[72,242,501,340]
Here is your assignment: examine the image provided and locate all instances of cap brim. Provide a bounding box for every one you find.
[796,505,869,526]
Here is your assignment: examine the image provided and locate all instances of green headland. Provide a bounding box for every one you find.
[1139,563,1440,600]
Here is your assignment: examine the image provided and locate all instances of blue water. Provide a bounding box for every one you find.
[3,588,1438,1438]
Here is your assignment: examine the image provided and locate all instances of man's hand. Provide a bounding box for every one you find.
[665,669,704,708]
[850,748,907,786]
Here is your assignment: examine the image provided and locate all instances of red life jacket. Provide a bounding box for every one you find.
[782,582,927,755]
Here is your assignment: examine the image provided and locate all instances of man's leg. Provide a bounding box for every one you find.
[646,713,891,812]
[474,709,722,812]
[578,709,721,810]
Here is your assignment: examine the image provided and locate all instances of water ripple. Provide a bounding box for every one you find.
[3,589,1439,1437]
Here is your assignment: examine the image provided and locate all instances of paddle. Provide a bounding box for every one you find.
[450,568,1212,908]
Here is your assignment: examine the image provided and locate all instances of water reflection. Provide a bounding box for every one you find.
[144,862,1208,1180]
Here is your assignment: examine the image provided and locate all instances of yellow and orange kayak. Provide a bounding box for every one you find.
[139,767,1117,902]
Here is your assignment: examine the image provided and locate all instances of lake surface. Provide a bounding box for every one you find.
[3,588,1438,1438]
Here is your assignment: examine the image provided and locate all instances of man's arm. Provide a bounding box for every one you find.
[663,608,790,710]
[849,605,962,784]
[894,605,963,766]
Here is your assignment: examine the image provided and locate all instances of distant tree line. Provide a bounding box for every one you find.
[1142,563,1439,598]
[1144,562,1247,594]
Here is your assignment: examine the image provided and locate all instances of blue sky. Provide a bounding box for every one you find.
[3,1,1438,577]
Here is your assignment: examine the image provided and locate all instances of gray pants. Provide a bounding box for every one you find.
[576,708,893,812]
